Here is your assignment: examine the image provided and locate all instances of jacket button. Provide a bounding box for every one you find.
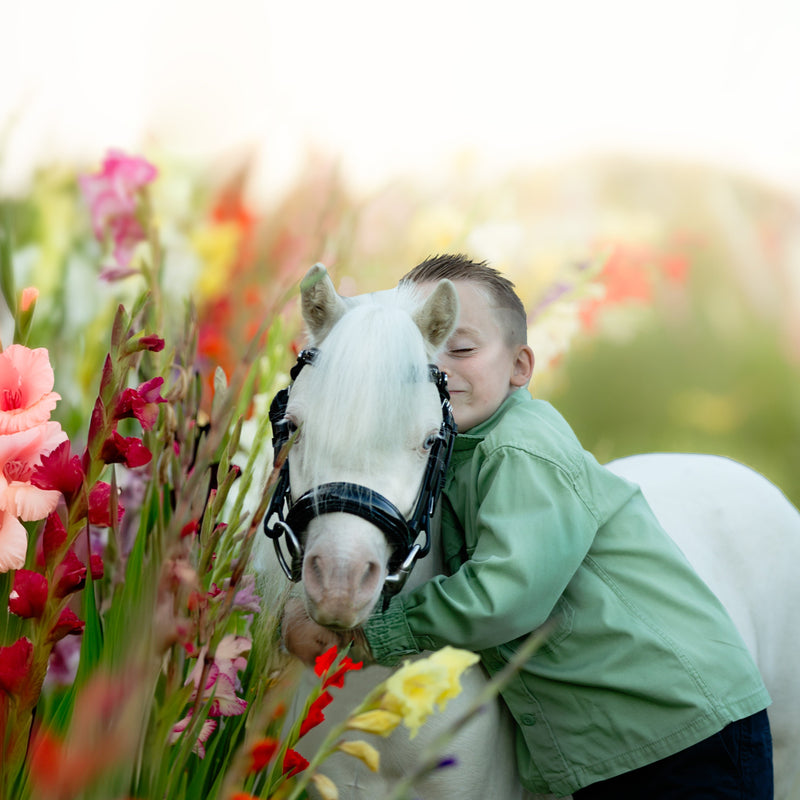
[520,713,537,726]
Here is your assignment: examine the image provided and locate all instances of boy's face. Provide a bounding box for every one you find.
[421,280,533,432]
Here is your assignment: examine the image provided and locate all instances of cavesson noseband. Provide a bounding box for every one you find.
[263,347,456,602]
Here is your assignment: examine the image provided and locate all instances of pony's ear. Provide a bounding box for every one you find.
[412,279,459,353]
[300,264,348,343]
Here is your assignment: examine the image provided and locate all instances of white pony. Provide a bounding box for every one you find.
[255,264,800,800]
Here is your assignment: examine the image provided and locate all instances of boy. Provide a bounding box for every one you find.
[285,254,773,798]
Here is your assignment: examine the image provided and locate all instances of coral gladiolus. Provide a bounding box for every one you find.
[0,345,61,435]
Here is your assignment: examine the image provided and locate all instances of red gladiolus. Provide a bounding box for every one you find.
[299,690,333,738]
[114,377,166,430]
[314,646,363,689]
[247,737,278,773]
[54,549,87,597]
[89,553,104,580]
[41,512,68,570]
[100,430,152,468]
[31,440,85,502]
[0,636,34,695]
[9,569,48,618]
[282,748,309,778]
[88,481,124,527]
[314,646,338,676]
[48,607,85,643]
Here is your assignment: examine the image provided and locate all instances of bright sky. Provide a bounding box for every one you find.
[2,0,800,200]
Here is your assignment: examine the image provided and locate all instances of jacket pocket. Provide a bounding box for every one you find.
[538,595,574,655]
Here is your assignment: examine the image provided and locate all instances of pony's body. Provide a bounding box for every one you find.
[255,266,800,799]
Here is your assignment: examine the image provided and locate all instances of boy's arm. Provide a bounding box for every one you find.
[365,446,600,664]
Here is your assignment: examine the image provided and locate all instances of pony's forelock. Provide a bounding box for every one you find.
[299,290,433,483]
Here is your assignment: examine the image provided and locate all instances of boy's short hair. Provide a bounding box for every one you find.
[401,254,529,346]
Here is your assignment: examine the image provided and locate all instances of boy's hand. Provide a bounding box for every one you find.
[281,597,373,666]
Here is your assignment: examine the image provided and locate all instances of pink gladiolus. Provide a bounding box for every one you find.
[0,422,67,572]
[79,149,157,273]
[0,345,61,435]
[0,508,27,572]
[169,715,217,758]
[185,635,250,717]
[9,569,48,618]
[20,287,39,312]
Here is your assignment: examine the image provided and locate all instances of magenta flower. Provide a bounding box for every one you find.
[47,607,85,644]
[100,430,152,468]
[9,569,48,618]
[0,636,34,695]
[79,149,157,274]
[31,440,85,503]
[0,345,61,435]
[87,481,125,527]
[114,377,166,430]
[53,549,87,598]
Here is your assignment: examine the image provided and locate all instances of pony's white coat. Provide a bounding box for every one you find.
[253,268,800,799]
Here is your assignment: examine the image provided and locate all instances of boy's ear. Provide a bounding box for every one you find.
[510,344,535,387]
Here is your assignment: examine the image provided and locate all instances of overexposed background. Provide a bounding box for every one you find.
[2,0,799,201]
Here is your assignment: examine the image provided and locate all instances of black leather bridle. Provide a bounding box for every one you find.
[263,347,456,603]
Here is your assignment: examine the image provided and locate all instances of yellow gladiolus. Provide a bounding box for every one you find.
[310,772,339,800]
[382,647,479,738]
[336,739,380,772]
[345,709,402,736]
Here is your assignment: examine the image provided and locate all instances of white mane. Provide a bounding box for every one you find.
[297,287,435,484]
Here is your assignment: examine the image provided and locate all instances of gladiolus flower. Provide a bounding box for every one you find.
[0,509,27,572]
[41,511,67,569]
[299,690,333,738]
[0,636,33,695]
[20,286,39,312]
[185,635,250,717]
[0,422,67,571]
[114,377,166,429]
[247,737,278,773]
[100,430,152,467]
[381,647,479,739]
[79,150,157,273]
[313,645,363,689]
[336,739,380,772]
[31,440,85,502]
[345,709,402,737]
[54,549,87,597]
[310,772,339,800]
[168,715,217,758]
[282,748,309,777]
[9,568,48,618]
[88,481,124,526]
[0,345,61,435]
[48,607,85,643]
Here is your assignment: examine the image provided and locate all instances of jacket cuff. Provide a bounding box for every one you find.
[363,597,422,667]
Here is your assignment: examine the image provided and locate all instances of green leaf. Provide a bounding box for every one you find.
[0,218,16,317]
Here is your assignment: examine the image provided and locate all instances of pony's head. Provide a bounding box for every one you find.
[266,264,458,629]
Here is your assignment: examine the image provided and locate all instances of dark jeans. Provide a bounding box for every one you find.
[573,709,773,799]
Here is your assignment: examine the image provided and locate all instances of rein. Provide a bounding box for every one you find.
[263,347,456,603]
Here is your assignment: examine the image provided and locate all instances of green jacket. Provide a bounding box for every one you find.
[365,390,770,796]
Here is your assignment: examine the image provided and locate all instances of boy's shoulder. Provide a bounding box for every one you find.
[454,390,585,470]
